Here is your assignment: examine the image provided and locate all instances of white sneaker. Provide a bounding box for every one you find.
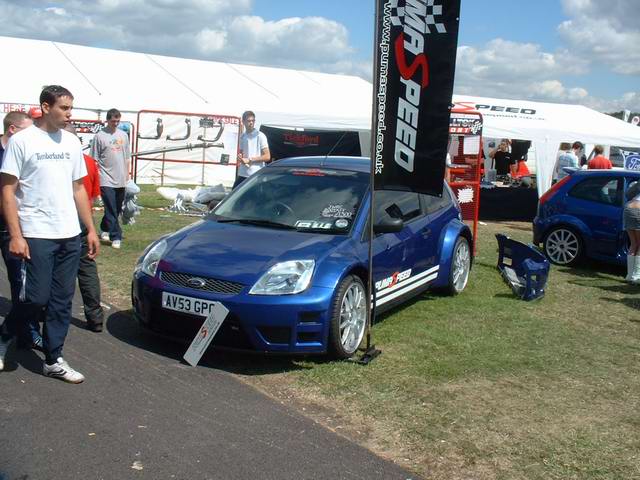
[43,357,85,383]
[100,231,110,242]
[111,240,121,249]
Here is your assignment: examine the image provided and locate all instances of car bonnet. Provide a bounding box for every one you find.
[158,219,350,285]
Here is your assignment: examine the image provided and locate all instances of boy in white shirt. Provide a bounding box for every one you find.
[0,85,99,382]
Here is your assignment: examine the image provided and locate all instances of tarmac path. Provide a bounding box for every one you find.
[0,264,417,480]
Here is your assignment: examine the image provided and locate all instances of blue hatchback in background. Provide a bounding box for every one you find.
[132,157,473,358]
[533,169,640,266]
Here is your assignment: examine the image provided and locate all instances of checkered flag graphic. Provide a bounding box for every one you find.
[425,0,447,34]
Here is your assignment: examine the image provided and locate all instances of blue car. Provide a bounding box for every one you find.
[533,168,640,266]
[132,157,473,358]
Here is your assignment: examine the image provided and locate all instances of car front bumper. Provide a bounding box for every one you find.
[132,271,336,354]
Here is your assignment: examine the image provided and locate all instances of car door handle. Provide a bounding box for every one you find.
[422,228,431,238]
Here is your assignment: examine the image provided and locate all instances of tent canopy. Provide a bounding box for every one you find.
[2,35,639,192]
[0,35,371,131]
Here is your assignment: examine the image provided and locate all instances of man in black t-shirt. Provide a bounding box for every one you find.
[490,140,513,176]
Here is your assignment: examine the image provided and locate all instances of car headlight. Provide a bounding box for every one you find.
[137,239,168,277]
[249,260,315,295]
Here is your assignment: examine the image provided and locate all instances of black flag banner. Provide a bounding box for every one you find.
[372,0,461,196]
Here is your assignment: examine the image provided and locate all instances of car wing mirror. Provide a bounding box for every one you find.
[373,217,403,234]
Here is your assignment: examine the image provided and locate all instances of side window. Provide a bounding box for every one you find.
[422,187,453,214]
[569,177,622,206]
[374,191,423,223]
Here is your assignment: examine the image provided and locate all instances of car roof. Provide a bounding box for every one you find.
[570,168,640,178]
[270,156,371,173]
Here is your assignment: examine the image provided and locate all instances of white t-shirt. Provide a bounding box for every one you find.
[238,129,269,177]
[0,125,86,239]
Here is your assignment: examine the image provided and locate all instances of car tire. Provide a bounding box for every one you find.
[328,275,368,359]
[543,226,583,266]
[445,236,471,295]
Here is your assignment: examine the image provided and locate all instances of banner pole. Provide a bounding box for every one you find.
[353,0,383,365]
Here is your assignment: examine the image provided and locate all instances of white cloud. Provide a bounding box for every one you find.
[452,33,639,112]
[559,0,640,75]
[0,0,362,78]
[196,29,227,54]
[454,39,588,101]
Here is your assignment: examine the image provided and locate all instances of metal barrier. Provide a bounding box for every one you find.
[134,109,241,185]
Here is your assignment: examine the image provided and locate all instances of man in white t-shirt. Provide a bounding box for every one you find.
[0,85,100,382]
[233,110,270,188]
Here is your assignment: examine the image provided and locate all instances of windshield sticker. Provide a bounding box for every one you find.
[295,220,333,230]
[321,204,354,219]
[335,219,349,229]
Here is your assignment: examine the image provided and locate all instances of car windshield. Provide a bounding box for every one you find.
[212,166,368,233]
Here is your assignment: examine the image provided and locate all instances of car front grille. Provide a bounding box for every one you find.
[148,307,254,350]
[160,271,245,295]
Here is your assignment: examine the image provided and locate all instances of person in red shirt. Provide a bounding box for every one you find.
[66,124,105,332]
[588,145,613,170]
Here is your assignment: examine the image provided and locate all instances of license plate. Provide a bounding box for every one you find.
[162,292,218,317]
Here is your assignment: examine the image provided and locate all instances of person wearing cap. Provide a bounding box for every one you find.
[90,108,131,249]
[556,141,582,181]
[0,111,43,350]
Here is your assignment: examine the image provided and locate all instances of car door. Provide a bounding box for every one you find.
[568,176,623,257]
[371,190,429,309]
[420,188,456,270]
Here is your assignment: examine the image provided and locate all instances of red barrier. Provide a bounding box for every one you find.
[447,109,483,255]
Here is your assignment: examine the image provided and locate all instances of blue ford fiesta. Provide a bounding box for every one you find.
[132,157,473,358]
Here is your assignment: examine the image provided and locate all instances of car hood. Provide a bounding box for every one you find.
[160,219,350,284]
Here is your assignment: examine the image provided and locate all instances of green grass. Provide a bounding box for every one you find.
[96,188,640,480]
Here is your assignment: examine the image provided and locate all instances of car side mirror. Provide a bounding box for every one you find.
[373,217,403,234]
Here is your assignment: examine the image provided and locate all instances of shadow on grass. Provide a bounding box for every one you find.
[558,259,625,278]
[493,221,534,233]
[104,309,323,376]
[600,296,640,315]
[374,290,439,323]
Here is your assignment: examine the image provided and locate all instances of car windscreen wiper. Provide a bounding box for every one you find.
[216,217,296,230]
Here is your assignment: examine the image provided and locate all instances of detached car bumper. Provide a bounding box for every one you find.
[132,271,336,354]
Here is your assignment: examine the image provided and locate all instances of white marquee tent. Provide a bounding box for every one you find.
[2,36,639,193]
[452,95,640,193]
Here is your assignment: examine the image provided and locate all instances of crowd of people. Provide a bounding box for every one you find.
[555,141,613,181]
[0,85,130,383]
[0,89,270,383]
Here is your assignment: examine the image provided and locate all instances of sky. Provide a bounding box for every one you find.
[2,0,639,112]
